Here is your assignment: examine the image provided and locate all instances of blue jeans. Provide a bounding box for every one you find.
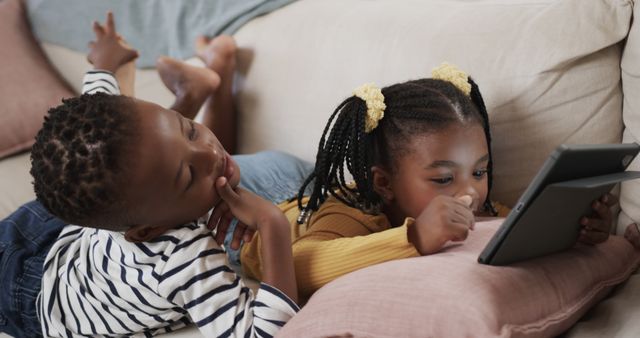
[0,201,67,338]
[223,151,314,268]
[0,150,313,338]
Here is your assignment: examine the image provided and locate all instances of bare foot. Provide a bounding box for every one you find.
[195,35,238,152]
[156,56,221,119]
[195,35,237,77]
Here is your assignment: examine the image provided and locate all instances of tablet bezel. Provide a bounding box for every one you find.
[478,143,640,265]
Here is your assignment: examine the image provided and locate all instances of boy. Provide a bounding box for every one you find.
[27,13,299,337]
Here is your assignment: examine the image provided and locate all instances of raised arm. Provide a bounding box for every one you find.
[84,11,138,95]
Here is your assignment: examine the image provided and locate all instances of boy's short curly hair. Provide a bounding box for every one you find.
[30,92,138,230]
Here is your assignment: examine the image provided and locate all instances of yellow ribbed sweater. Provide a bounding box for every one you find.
[240,196,420,299]
[240,196,511,300]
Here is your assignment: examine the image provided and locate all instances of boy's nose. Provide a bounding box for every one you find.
[192,144,217,175]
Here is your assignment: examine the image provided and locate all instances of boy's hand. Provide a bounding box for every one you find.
[208,177,286,250]
[87,12,138,73]
[578,193,617,245]
[408,195,475,255]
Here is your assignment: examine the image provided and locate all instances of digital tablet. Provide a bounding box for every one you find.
[478,143,640,265]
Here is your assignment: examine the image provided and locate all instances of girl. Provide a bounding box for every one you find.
[220,63,617,300]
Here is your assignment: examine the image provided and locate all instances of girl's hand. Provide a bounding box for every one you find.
[578,193,618,245]
[408,195,475,255]
[207,177,282,249]
[87,12,138,73]
[624,223,640,249]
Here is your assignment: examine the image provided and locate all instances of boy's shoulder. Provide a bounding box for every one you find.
[50,222,218,262]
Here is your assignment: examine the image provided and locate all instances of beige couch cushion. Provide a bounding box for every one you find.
[619,1,640,234]
[233,0,632,207]
[38,0,632,209]
[7,0,633,217]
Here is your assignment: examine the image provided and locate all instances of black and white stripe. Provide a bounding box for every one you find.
[38,224,298,337]
[36,70,298,337]
[81,70,121,95]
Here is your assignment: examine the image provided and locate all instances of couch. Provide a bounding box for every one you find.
[1,0,640,337]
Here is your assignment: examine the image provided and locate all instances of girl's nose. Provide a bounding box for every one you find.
[456,185,480,210]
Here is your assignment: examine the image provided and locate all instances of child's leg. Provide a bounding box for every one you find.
[196,35,238,153]
[234,151,314,204]
[0,201,67,338]
[156,57,221,121]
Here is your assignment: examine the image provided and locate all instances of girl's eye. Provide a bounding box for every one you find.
[188,121,198,140]
[430,176,453,185]
[474,168,488,178]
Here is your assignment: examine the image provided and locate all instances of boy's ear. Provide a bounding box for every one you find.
[124,224,166,242]
[371,165,394,202]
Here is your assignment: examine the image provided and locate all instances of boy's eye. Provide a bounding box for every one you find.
[473,168,488,178]
[186,164,195,191]
[430,176,453,185]
[188,121,198,140]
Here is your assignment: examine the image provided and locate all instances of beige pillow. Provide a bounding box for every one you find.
[619,1,640,234]
[0,0,74,159]
[233,0,631,207]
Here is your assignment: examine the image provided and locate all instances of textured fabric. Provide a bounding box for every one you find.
[38,224,298,337]
[241,196,420,299]
[0,0,74,159]
[81,70,121,95]
[232,0,632,209]
[618,0,640,235]
[565,255,640,337]
[278,219,640,338]
[26,0,298,68]
[0,201,66,338]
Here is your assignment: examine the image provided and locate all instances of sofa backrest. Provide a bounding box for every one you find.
[41,0,635,215]
[619,0,640,233]
[232,0,633,208]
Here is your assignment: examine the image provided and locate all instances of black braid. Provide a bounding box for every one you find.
[298,77,496,222]
[468,78,497,216]
[30,92,139,230]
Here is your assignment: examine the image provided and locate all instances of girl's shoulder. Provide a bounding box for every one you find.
[492,201,511,217]
[308,195,390,232]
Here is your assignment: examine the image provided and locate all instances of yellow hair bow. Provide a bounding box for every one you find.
[353,83,386,133]
[431,62,471,96]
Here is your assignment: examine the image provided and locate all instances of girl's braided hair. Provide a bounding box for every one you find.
[30,92,138,230]
[297,77,495,222]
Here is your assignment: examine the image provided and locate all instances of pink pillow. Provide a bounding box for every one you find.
[278,219,640,337]
[0,0,74,159]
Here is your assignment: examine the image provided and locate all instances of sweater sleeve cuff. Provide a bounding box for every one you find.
[82,70,121,95]
[255,282,300,314]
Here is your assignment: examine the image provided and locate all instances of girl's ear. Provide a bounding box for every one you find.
[371,165,394,202]
[124,223,167,242]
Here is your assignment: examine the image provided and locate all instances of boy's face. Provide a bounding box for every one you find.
[123,99,240,240]
[381,123,489,221]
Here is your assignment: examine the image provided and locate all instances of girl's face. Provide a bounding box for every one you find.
[381,123,489,223]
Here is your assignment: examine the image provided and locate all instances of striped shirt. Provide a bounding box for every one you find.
[82,70,122,95]
[37,71,299,337]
